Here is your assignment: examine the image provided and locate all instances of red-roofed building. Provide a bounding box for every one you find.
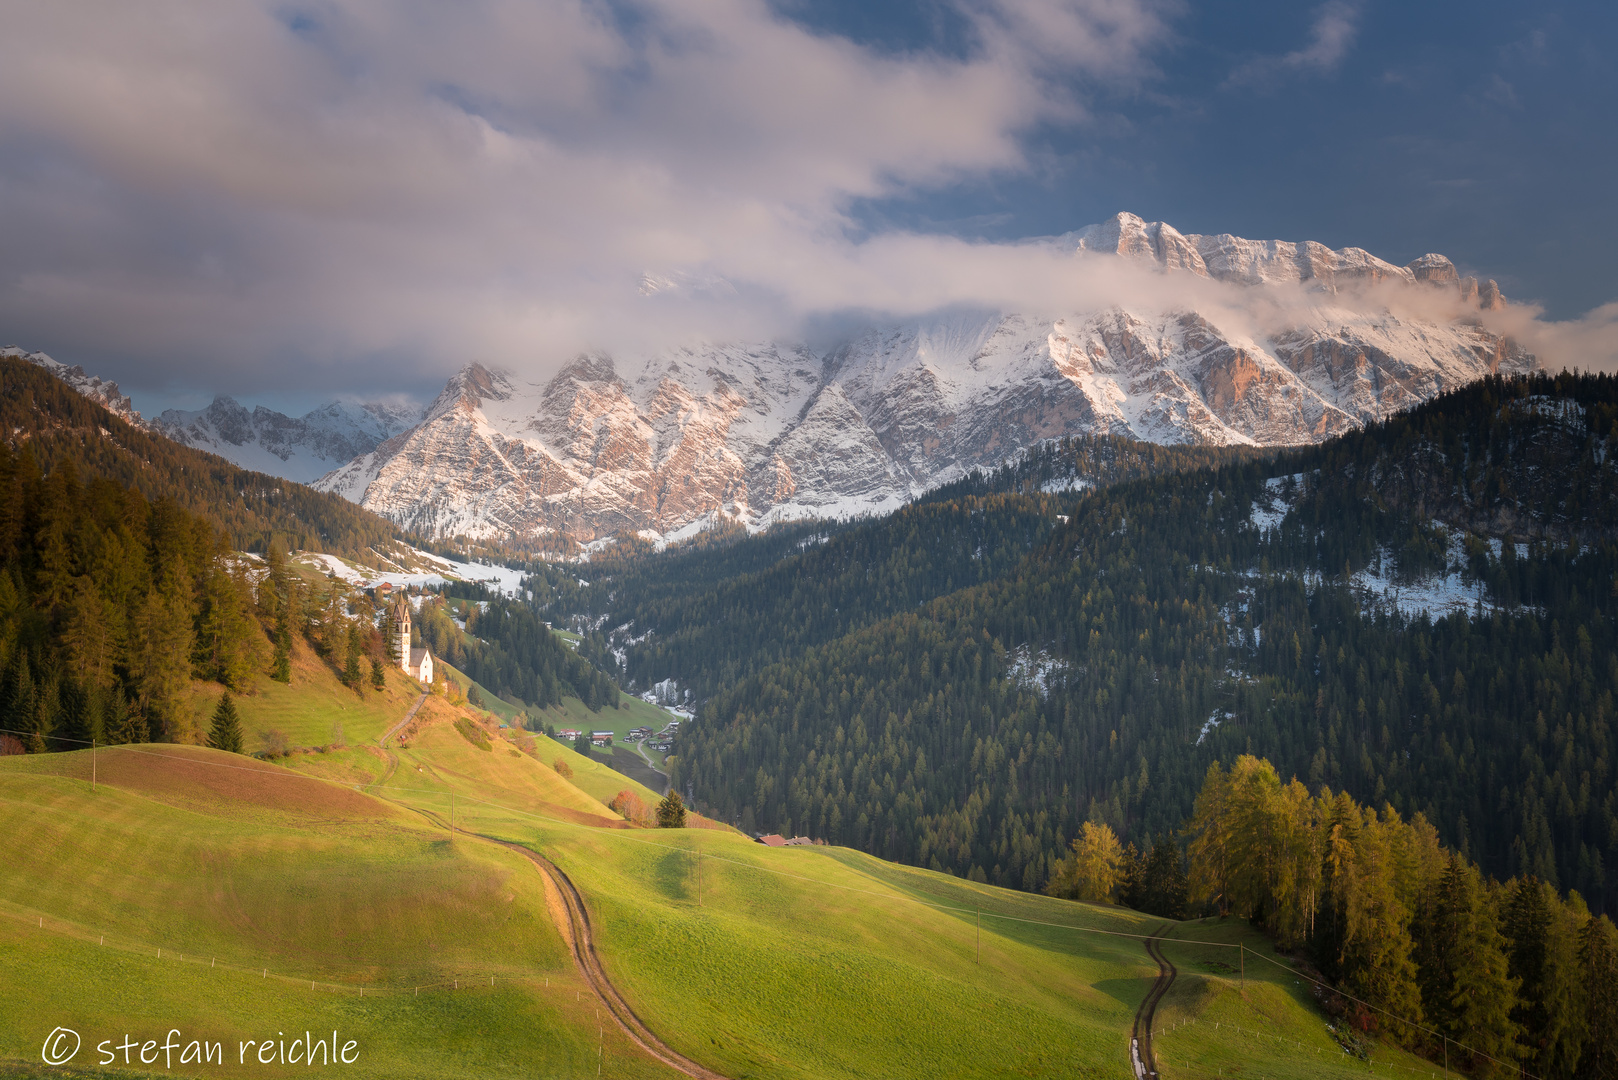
[759,834,787,846]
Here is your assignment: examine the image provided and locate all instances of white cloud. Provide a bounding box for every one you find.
[1481,302,1618,376]
[0,0,1170,397]
[1,0,1613,405]
[1226,1,1361,88]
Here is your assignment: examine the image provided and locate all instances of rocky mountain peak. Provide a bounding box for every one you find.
[314,213,1535,544]
[4,346,148,428]
[1406,253,1459,286]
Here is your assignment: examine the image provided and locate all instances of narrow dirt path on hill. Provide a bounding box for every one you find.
[380,693,428,749]
[492,839,728,1080]
[1130,924,1177,1079]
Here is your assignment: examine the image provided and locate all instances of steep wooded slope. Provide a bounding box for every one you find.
[1,354,399,554]
[639,372,1618,911]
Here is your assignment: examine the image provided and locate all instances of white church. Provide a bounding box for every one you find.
[393,599,434,685]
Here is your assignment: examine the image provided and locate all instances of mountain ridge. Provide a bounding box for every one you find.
[9,213,1538,546]
[316,212,1533,542]
[154,394,421,484]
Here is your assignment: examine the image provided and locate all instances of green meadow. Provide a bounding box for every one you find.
[0,690,1446,1080]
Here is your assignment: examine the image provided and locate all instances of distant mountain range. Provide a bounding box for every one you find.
[153,395,421,484]
[1,346,420,485]
[313,213,1533,542]
[10,212,1536,543]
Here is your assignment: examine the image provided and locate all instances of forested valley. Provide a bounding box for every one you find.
[9,353,1617,1077]
[545,373,1618,922]
[413,581,621,711]
[539,434,1257,699]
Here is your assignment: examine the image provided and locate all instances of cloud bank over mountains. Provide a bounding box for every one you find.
[0,0,1613,403]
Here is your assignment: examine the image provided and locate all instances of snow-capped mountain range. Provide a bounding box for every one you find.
[11,213,1535,544]
[153,396,421,484]
[2,346,420,485]
[315,213,1533,542]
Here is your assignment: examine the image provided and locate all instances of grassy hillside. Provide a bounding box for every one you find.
[1,700,1443,1080]
[0,748,678,1080]
[176,634,423,749]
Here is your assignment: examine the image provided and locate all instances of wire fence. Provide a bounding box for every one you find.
[1154,1016,1489,1080]
[0,730,1535,1079]
[0,900,579,999]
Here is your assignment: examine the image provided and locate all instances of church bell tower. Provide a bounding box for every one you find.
[396,599,412,672]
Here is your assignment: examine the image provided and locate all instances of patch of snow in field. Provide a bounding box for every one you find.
[1007,647,1068,695]
[1040,477,1092,494]
[293,548,526,596]
[1250,473,1303,532]
[1197,712,1231,745]
[1349,566,1493,620]
[1486,537,1531,560]
[299,552,366,583]
[1514,396,1585,431]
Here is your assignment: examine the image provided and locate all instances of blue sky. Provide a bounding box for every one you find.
[0,0,1613,412]
[817,0,1616,319]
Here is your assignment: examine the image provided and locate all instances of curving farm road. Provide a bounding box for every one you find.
[379,692,428,748]
[1130,926,1177,1079]
[496,840,728,1080]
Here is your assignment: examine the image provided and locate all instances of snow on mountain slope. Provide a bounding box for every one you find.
[316,213,1533,544]
[154,396,421,484]
[4,345,150,428]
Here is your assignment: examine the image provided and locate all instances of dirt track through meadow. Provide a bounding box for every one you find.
[494,840,728,1080]
[1130,925,1177,1079]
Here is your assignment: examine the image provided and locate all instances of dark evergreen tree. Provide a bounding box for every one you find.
[1505,877,1554,1059]
[1116,842,1144,910]
[657,791,687,829]
[207,691,243,754]
[343,621,364,693]
[1411,856,1519,1067]
[1138,835,1188,919]
[1578,915,1618,1079]
[110,694,149,745]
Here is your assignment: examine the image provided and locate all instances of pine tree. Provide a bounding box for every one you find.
[1578,915,1618,1079]
[196,561,264,691]
[55,675,93,750]
[343,622,363,695]
[1186,761,1234,915]
[131,571,196,741]
[369,656,386,691]
[1046,822,1124,903]
[271,624,292,683]
[1505,877,1553,1056]
[110,694,149,745]
[1412,856,1520,1072]
[208,691,243,754]
[1116,842,1144,910]
[62,575,115,688]
[657,790,688,829]
[1,652,35,748]
[1140,834,1188,919]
